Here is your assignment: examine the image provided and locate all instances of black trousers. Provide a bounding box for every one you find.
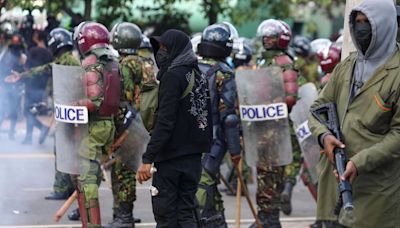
[152,153,202,228]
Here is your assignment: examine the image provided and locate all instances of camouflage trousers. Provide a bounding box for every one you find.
[283,128,302,185]
[54,144,75,193]
[111,158,136,210]
[256,165,284,212]
[53,170,75,193]
[196,169,225,215]
[78,120,115,203]
[225,154,252,187]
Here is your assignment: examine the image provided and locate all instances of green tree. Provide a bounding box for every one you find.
[136,0,192,35]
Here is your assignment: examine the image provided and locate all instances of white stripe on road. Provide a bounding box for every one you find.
[23,186,151,192]
[0,153,53,159]
[0,217,316,227]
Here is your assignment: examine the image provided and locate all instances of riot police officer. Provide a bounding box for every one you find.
[107,21,150,228]
[232,37,253,68]
[292,35,319,86]
[195,23,241,228]
[251,19,300,228]
[73,21,121,228]
[318,44,341,88]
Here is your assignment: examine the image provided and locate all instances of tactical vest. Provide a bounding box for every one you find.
[198,61,235,126]
[98,60,120,116]
[81,54,121,116]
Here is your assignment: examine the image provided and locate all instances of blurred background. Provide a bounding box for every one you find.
[0,0,344,39]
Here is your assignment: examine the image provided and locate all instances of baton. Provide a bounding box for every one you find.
[235,158,243,228]
[53,190,78,222]
[234,165,262,228]
[219,172,235,195]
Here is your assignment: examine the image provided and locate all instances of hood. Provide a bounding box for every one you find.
[151,29,197,79]
[350,0,397,59]
[349,0,397,96]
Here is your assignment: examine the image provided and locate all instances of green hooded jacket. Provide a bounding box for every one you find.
[309,0,400,227]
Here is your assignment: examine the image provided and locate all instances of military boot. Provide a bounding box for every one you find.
[68,208,80,221]
[105,202,134,228]
[309,220,322,228]
[249,209,281,228]
[281,181,294,215]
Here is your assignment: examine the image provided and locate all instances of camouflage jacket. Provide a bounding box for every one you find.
[20,51,80,78]
[294,56,319,86]
[120,55,144,110]
[119,54,158,131]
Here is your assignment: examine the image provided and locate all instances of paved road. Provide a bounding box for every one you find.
[0,121,316,228]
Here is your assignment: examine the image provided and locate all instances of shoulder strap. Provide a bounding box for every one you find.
[180,69,196,100]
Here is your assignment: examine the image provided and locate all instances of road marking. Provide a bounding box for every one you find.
[0,153,54,159]
[23,186,152,192]
[0,217,316,227]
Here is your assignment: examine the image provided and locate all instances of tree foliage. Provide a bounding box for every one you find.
[2,0,342,33]
[135,0,192,35]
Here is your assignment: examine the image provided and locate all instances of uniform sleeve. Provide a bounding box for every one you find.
[121,62,135,102]
[142,71,180,164]
[218,71,236,115]
[350,92,400,174]
[219,70,241,157]
[20,63,52,78]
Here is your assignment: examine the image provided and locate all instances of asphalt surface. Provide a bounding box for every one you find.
[0,120,317,228]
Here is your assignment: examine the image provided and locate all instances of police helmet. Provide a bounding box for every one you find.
[110,22,142,54]
[292,36,311,58]
[47,27,73,56]
[197,23,233,59]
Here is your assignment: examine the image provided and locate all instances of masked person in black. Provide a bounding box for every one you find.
[137,29,212,227]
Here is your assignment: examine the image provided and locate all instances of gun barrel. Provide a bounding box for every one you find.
[342,191,354,211]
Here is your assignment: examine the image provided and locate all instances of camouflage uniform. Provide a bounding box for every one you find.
[257,50,301,211]
[77,49,118,228]
[112,54,144,212]
[20,51,80,195]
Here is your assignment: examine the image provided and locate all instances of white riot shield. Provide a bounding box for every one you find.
[290,83,319,183]
[236,67,293,167]
[53,64,88,175]
[116,113,150,172]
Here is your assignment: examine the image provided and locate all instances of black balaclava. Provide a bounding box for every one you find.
[354,22,372,54]
[155,48,169,68]
[151,29,196,80]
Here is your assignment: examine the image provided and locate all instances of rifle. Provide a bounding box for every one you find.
[311,102,354,214]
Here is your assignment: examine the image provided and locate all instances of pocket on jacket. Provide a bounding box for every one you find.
[359,94,393,134]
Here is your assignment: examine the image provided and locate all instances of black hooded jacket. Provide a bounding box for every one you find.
[142,29,212,164]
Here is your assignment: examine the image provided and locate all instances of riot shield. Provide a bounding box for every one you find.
[116,113,150,172]
[236,67,292,167]
[53,64,88,175]
[290,83,319,183]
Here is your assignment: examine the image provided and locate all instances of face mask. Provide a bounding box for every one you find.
[354,22,372,54]
[155,48,169,67]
